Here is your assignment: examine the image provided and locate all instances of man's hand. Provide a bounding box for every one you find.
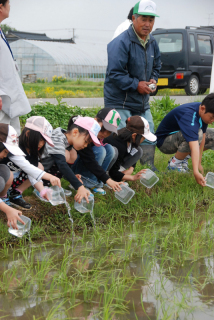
[0,97,2,111]
[137,81,153,95]
[106,179,123,192]
[194,171,206,187]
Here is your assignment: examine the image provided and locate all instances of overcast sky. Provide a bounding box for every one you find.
[4,0,214,48]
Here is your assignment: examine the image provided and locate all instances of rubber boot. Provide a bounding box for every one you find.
[140,145,158,172]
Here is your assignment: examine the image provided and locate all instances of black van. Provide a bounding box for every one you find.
[152,26,214,95]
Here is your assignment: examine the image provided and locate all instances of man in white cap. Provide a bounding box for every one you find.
[104,0,161,171]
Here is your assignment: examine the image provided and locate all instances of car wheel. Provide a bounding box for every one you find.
[185,75,199,95]
[150,87,158,96]
[198,88,207,95]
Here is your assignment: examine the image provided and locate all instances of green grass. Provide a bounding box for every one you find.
[23,80,209,99]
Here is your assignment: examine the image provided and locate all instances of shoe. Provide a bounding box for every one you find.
[9,192,32,210]
[91,187,106,195]
[63,189,72,196]
[167,158,188,173]
[33,189,48,202]
[182,155,191,171]
[0,197,11,206]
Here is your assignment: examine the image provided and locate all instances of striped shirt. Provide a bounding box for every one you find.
[45,127,70,156]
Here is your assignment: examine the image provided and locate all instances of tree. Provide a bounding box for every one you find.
[0,24,16,34]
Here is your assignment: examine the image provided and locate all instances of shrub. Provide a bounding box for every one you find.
[20,98,101,129]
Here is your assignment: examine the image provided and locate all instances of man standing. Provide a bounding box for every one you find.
[0,0,31,135]
[104,0,161,171]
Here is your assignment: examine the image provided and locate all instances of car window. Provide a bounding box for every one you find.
[153,33,183,53]
[189,34,196,52]
[197,34,212,55]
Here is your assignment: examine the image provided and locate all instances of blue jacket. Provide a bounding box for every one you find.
[104,25,161,113]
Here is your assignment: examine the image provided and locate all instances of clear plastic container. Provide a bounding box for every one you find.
[115,184,135,204]
[47,186,66,206]
[140,169,159,188]
[74,194,94,213]
[205,172,214,189]
[8,215,31,238]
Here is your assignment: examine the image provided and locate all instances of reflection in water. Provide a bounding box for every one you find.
[1,220,214,319]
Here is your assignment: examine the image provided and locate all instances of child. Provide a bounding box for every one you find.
[71,108,123,195]
[155,93,214,186]
[0,120,61,209]
[41,116,105,203]
[0,163,24,229]
[103,116,157,182]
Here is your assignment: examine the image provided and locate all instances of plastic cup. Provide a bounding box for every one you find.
[47,186,66,206]
[74,194,94,213]
[115,184,135,204]
[140,169,159,188]
[8,215,31,238]
[205,172,214,189]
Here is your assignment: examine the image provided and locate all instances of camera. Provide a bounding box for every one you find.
[148,83,156,91]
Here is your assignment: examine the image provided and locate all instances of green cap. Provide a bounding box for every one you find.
[133,0,159,17]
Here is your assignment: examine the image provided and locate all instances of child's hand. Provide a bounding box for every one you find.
[49,175,61,188]
[6,207,24,230]
[198,163,204,175]
[131,169,146,181]
[75,174,83,183]
[40,188,51,200]
[106,179,122,192]
[74,185,90,204]
[194,171,206,187]
[0,97,2,111]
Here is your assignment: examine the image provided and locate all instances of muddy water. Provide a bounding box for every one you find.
[1,225,214,319]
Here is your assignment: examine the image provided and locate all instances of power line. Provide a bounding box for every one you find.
[27,27,114,32]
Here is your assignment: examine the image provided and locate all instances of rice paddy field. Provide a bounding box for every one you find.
[1,96,214,319]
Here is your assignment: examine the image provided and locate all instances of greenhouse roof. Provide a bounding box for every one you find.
[21,40,107,67]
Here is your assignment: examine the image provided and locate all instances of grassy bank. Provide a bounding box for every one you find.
[23,80,209,99]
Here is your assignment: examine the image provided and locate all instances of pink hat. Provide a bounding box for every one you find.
[25,116,54,147]
[74,117,101,146]
[96,108,121,134]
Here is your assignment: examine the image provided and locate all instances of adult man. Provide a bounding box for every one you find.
[0,0,31,134]
[104,0,161,171]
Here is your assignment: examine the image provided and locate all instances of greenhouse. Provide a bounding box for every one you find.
[10,40,107,81]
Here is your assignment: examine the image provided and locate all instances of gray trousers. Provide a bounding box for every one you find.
[159,128,214,154]
[0,164,11,193]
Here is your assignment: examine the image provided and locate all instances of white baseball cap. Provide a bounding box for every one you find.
[133,0,159,17]
[126,116,157,142]
[0,124,26,156]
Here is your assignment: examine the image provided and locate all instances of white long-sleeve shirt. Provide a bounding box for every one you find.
[7,154,45,186]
